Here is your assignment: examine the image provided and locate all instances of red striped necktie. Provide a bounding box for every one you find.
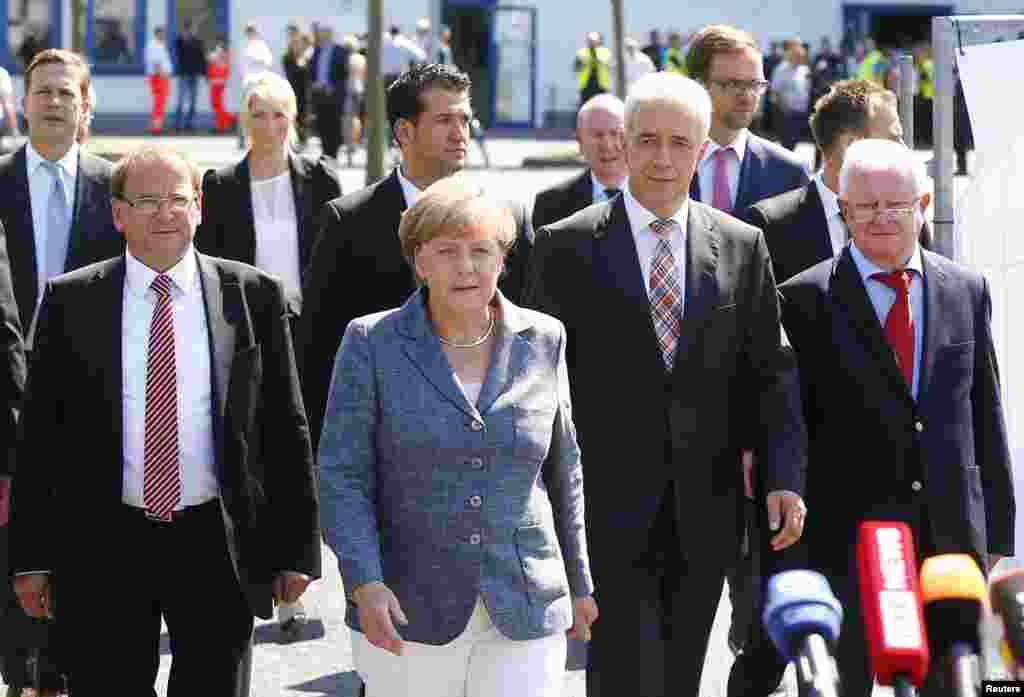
[143,274,180,521]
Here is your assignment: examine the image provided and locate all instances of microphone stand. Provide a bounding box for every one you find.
[797,634,840,697]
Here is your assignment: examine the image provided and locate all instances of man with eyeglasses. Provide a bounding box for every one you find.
[733,138,1014,697]
[685,25,809,218]
[0,48,122,697]
[9,144,321,695]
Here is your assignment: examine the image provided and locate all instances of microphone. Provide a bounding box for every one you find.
[856,522,929,697]
[763,569,843,697]
[920,553,987,697]
[990,568,1024,676]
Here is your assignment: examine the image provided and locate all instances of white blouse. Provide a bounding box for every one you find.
[251,171,302,307]
[456,377,483,406]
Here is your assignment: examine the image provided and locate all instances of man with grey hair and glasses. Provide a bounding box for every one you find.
[526,71,807,697]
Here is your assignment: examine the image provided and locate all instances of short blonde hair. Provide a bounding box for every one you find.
[238,72,298,146]
[398,174,517,285]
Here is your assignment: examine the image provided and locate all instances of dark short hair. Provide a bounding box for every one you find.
[809,79,896,157]
[685,25,760,83]
[26,49,92,99]
[386,63,472,134]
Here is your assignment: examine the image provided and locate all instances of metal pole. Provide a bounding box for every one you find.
[932,16,956,259]
[898,52,915,151]
[610,0,626,100]
[366,0,385,185]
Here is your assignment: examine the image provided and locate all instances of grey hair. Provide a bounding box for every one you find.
[577,93,625,131]
[839,138,927,197]
[624,72,712,139]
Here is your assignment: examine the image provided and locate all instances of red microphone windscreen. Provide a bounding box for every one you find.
[856,521,930,687]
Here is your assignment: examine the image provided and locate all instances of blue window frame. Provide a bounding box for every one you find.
[0,0,62,74]
[85,0,147,75]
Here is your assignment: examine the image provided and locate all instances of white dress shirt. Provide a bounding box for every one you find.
[397,166,422,208]
[848,241,925,399]
[591,172,626,204]
[813,174,848,255]
[382,34,425,75]
[122,248,219,509]
[145,38,172,75]
[251,172,302,307]
[26,141,77,300]
[697,129,748,210]
[622,185,688,305]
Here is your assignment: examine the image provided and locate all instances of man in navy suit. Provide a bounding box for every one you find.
[685,25,808,215]
[309,24,350,159]
[740,139,1013,697]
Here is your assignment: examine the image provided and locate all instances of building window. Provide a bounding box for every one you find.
[169,0,228,61]
[8,0,51,71]
[84,0,144,74]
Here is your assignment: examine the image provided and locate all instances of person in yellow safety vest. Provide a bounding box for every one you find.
[664,31,688,75]
[858,35,885,84]
[574,31,610,107]
[913,42,935,146]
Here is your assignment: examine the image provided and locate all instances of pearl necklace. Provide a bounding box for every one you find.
[437,315,495,348]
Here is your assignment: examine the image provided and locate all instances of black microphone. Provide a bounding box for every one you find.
[920,554,987,697]
[763,569,843,697]
[990,568,1024,677]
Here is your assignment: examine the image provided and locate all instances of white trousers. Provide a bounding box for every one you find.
[353,596,567,697]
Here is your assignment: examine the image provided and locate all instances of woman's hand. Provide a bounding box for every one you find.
[352,581,408,655]
[567,595,599,641]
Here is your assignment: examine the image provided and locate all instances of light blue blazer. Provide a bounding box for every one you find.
[319,288,593,644]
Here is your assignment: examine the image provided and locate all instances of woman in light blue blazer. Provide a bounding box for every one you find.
[319,174,596,697]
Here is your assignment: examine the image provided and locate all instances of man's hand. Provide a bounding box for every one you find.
[352,581,408,656]
[567,595,599,641]
[767,491,806,551]
[14,573,50,618]
[273,572,313,604]
[0,475,10,527]
[741,450,755,500]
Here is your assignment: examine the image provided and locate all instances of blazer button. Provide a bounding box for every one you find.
[911,480,923,492]
[468,457,484,470]
[468,420,484,432]
[914,421,924,433]
[468,495,483,508]
[469,533,482,545]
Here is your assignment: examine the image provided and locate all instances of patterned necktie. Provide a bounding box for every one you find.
[648,218,683,371]
[143,274,180,521]
[712,148,734,213]
[871,270,915,390]
[42,161,69,282]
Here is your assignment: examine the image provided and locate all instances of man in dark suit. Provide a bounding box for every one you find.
[10,145,321,696]
[685,25,808,215]
[749,139,1013,697]
[525,71,806,697]
[532,93,626,230]
[738,79,925,285]
[309,24,350,159]
[0,49,122,343]
[298,62,534,450]
[173,20,207,132]
[0,48,122,695]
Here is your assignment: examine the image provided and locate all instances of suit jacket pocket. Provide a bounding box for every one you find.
[515,523,568,606]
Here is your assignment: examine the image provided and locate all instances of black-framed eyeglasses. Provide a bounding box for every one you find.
[707,79,770,96]
[118,194,195,215]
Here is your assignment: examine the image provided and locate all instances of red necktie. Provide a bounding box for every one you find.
[143,274,180,521]
[872,270,915,389]
[712,148,734,213]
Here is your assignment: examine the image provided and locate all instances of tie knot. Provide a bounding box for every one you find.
[872,269,914,294]
[650,218,677,239]
[151,274,173,299]
[714,147,733,162]
[604,187,620,200]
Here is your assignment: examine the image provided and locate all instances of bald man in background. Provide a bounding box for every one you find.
[532,94,627,230]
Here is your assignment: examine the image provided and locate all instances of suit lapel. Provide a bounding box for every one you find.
[798,183,835,264]
[67,154,89,269]
[236,157,257,265]
[7,149,37,323]
[96,259,126,498]
[197,253,237,428]
[674,203,719,371]
[288,152,311,269]
[917,252,946,403]
[397,290,477,420]
[734,137,762,212]
[476,292,532,416]
[689,170,702,203]
[830,250,913,403]
[573,170,594,208]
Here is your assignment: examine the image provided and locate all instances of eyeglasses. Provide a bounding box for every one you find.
[118,194,195,215]
[843,198,920,225]
[707,79,770,96]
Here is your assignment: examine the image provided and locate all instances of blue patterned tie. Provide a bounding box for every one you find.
[42,161,70,282]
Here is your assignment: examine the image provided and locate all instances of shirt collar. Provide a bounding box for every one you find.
[623,184,689,240]
[590,171,627,200]
[396,166,422,208]
[849,239,923,283]
[26,141,79,179]
[699,128,749,168]
[813,173,842,220]
[125,246,198,300]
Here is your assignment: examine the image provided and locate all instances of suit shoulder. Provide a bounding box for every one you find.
[780,256,833,293]
[50,256,122,288]
[329,172,394,214]
[543,200,609,239]
[922,249,987,294]
[750,186,805,219]
[80,151,114,178]
[348,306,403,337]
[698,202,762,245]
[536,171,586,201]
